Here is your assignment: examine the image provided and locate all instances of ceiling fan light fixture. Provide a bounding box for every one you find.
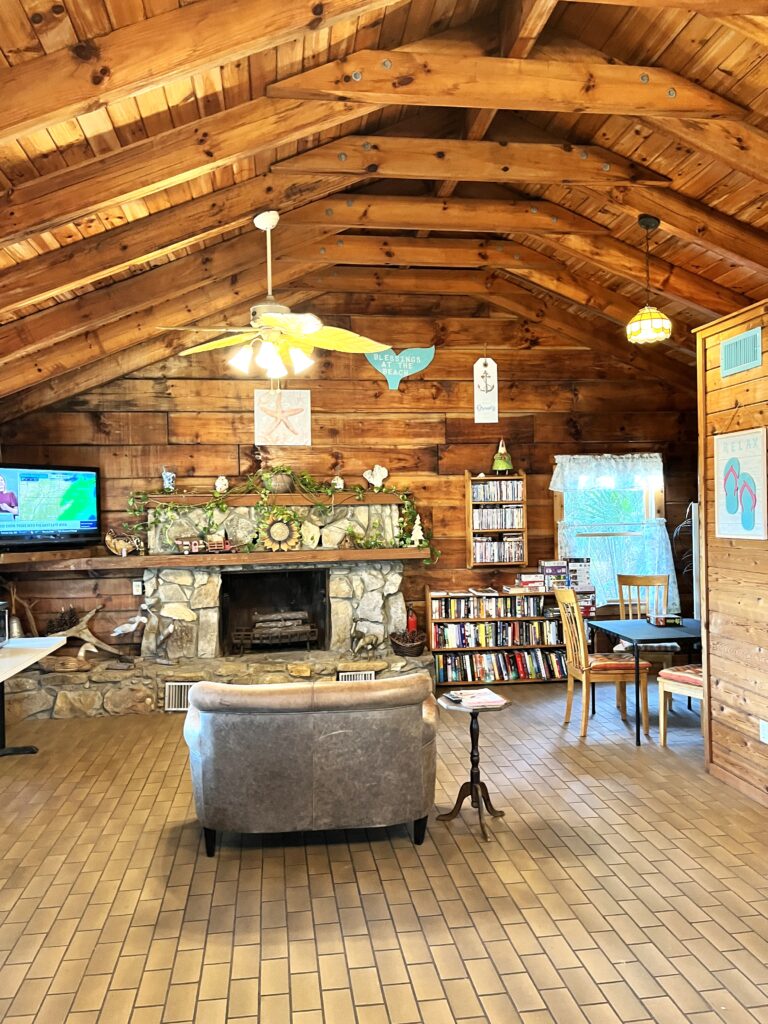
[288,347,315,373]
[256,340,288,378]
[227,344,254,374]
[626,213,672,346]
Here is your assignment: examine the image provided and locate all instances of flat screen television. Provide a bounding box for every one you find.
[0,465,101,552]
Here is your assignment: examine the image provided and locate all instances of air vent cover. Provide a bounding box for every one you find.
[721,327,762,378]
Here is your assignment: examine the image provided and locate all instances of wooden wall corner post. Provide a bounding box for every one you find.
[696,299,768,808]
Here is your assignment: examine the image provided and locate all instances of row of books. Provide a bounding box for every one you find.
[472,506,525,530]
[517,558,592,592]
[430,594,548,619]
[434,649,567,684]
[432,620,563,648]
[471,479,523,502]
[473,538,525,563]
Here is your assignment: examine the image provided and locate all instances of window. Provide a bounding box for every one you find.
[550,453,679,611]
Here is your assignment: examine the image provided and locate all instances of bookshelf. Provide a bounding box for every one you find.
[426,587,566,686]
[465,471,527,568]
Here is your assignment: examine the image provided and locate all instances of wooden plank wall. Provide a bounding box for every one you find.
[0,314,697,650]
[697,300,768,807]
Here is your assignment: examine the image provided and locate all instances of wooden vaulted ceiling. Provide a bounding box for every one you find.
[1,0,768,423]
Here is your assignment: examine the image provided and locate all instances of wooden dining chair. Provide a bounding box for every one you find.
[616,572,679,681]
[555,587,652,738]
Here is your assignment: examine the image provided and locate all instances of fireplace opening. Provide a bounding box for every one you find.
[220,569,329,654]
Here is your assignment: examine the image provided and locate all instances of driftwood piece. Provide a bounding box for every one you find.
[51,606,121,656]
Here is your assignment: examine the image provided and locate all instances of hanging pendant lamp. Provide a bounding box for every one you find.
[626,214,672,346]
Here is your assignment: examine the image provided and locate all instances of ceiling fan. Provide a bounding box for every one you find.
[162,210,390,378]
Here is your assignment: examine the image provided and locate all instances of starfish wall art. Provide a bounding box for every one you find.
[254,388,312,446]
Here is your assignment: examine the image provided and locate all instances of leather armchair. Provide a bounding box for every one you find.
[184,671,437,855]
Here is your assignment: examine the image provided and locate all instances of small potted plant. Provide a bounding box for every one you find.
[389,628,426,658]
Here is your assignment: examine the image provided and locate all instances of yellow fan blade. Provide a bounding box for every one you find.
[308,325,391,354]
[179,332,259,356]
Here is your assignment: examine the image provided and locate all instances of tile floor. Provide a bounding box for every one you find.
[1,682,767,1024]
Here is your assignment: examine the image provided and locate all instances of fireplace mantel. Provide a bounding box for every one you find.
[0,547,426,573]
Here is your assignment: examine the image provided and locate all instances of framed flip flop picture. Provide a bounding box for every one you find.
[714,427,768,540]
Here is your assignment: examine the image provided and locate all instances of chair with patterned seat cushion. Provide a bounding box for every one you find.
[657,664,704,746]
[555,588,652,738]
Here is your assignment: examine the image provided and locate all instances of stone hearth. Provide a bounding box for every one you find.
[5,650,433,721]
[140,561,407,659]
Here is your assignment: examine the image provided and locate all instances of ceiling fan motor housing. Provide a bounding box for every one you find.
[250,300,292,326]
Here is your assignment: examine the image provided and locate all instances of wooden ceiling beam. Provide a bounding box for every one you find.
[0,289,319,424]
[561,0,768,10]
[0,97,375,248]
[0,172,359,318]
[294,233,695,349]
[0,222,338,359]
[434,0,559,197]
[598,186,768,278]
[545,234,747,317]
[0,0,397,145]
[268,49,744,120]
[718,16,768,48]
[289,193,608,234]
[298,267,695,391]
[536,35,768,184]
[0,249,331,398]
[298,235,564,269]
[273,137,670,185]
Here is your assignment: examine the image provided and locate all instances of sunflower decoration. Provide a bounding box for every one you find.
[261,513,301,552]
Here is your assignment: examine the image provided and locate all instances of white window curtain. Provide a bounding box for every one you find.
[550,453,680,611]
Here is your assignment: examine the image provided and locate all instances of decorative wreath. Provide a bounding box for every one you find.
[261,514,301,552]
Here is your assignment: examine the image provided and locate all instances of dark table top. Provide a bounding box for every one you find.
[588,618,701,645]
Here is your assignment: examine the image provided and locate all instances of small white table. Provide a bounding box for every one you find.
[0,637,65,757]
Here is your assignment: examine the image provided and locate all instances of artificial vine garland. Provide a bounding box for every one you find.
[124,466,440,564]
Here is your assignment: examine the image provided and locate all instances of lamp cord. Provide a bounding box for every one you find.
[645,228,651,306]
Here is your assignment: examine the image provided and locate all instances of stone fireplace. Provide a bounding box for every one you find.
[221,569,329,653]
[140,561,406,658]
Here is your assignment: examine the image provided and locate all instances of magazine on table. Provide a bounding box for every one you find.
[443,687,508,708]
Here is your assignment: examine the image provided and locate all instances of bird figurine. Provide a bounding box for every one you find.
[104,529,137,558]
[214,475,230,495]
[111,612,149,637]
[331,475,345,490]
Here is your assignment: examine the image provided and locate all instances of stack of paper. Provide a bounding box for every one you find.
[446,688,508,708]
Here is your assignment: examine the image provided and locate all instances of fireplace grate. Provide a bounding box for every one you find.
[164,680,196,712]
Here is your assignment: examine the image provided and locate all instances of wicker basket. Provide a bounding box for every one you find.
[389,633,426,657]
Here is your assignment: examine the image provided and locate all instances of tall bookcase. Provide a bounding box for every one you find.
[465,471,527,569]
[426,587,566,686]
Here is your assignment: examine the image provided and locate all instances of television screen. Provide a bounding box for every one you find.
[0,466,100,551]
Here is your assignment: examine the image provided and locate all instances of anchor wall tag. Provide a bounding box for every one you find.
[473,357,498,423]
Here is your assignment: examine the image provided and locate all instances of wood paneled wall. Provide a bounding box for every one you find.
[697,300,768,806]
[0,315,697,650]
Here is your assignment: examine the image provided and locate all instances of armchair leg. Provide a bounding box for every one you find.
[203,827,216,857]
[413,816,428,846]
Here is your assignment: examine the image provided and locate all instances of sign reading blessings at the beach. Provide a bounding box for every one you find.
[365,346,435,389]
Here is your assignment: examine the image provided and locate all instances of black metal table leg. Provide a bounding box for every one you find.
[0,681,37,758]
[633,642,641,746]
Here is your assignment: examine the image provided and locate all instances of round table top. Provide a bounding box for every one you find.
[437,692,512,714]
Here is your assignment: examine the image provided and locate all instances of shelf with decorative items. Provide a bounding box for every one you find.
[117,466,439,565]
[465,469,528,568]
[425,586,566,686]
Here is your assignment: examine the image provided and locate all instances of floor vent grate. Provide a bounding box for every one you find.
[337,670,377,682]
[164,680,196,712]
